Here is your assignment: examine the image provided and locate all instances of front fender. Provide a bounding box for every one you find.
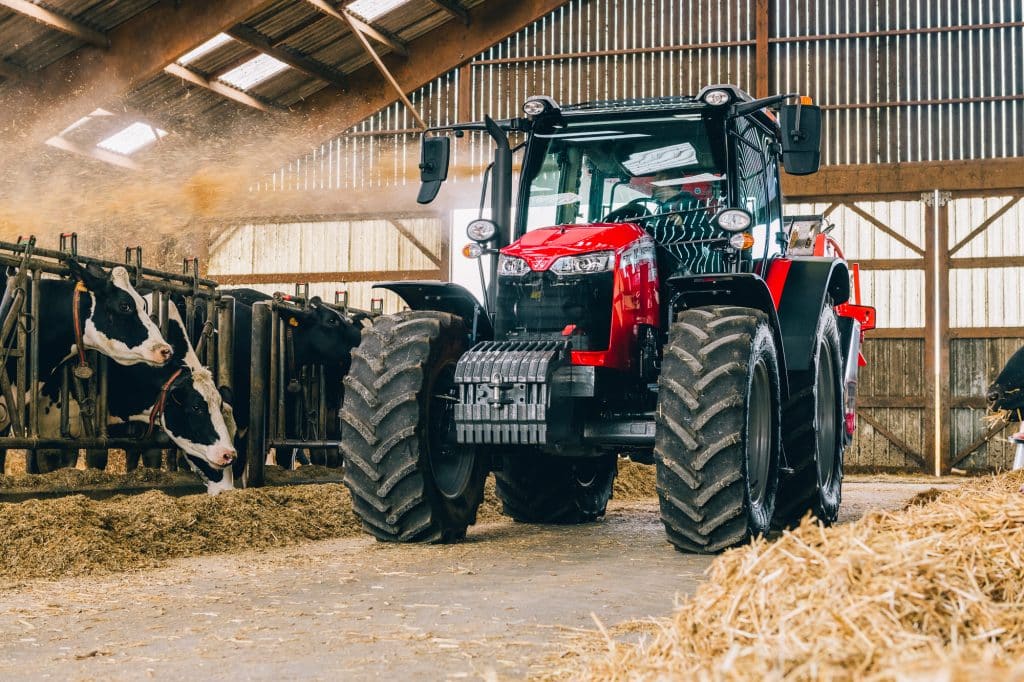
[373,281,493,342]
[776,257,850,372]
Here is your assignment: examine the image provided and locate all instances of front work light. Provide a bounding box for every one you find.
[462,242,484,259]
[714,208,753,232]
[466,218,497,242]
[702,89,731,106]
[522,95,560,117]
[550,251,614,275]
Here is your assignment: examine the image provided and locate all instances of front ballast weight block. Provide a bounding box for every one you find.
[454,340,570,445]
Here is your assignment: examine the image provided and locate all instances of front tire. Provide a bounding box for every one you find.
[774,307,845,527]
[341,311,487,543]
[655,306,782,554]
[495,452,618,524]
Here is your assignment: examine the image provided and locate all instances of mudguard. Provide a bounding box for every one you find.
[776,257,851,372]
[373,281,493,342]
[666,272,789,398]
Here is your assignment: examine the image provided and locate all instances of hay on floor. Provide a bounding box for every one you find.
[548,471,1024,681]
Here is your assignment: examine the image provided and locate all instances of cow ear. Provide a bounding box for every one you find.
[65,259,110,292]
[287,306,315,326]
[309,296,323,307]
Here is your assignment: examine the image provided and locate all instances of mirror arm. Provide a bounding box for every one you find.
[730,92,799,117]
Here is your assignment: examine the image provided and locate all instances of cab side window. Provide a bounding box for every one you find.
[735,119,768,232]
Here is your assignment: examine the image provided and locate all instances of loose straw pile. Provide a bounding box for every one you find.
[550,471,1024,681]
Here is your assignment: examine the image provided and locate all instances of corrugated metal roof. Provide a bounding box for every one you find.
[0,0,481,171]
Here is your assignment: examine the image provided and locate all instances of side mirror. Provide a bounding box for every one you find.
[779,103,821,175]
[417,136,450,204]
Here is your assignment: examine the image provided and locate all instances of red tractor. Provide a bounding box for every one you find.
[341,85,875,552]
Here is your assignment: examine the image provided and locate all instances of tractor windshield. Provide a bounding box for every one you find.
[520,112,735,274]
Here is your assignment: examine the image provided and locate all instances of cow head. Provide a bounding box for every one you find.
[156,306,237,494]
[66,259,172,367]
[286,296,364,366]
[988,345,1024,414]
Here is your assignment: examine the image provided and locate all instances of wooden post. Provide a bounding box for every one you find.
[755,0,770,98]
[923,190,951,475]
[936,193,952,474]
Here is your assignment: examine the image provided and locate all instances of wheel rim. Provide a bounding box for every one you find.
[426,363,474,498]
[816,341,838,489]
[747,360,772,508]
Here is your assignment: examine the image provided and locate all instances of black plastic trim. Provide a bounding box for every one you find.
[373,281,493,342]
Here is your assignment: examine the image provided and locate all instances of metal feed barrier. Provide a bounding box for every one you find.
[0,235,231,476]
[242,284,380,488]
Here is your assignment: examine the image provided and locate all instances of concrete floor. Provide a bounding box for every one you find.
[0,479,948,680]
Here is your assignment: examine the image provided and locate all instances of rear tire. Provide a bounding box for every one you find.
[655,306,782,554]
[774,307,845,527]
[495,453,618,524]
[341,311,487,543]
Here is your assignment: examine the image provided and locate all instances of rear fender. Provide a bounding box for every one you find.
[373,281,493,342]
[666,273,789,398]
[776,257,851,372]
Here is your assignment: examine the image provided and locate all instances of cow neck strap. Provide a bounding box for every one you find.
[147,368,184,437]
[72,282,93,380]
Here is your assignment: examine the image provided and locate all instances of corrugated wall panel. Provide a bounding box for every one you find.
[258,0,1023,191]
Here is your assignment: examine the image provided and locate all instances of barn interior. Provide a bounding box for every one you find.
[1,1,1023,679]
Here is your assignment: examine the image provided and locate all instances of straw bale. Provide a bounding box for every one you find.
[613,460,657,500]
[546,471,1024,681]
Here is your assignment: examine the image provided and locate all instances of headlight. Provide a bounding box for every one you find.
[550,251,614,276]
[466,218,497,242]
[702,89,731,106]
[498,254,530,276]
[714,208,753,232]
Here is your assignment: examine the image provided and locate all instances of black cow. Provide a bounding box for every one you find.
[987,345,1024,478]
[0,261,172,472]
[988,345,1024,417]
[214,289,365,472]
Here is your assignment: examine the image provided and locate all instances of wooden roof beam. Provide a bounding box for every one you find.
[0,0,109,48]
[426,0,469,25]
[44,135,140,171]
[227,24,346,87]
[303,0,409,57]
[163,63,274,112]
[0,57,29,81]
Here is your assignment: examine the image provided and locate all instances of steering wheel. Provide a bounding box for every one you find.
[602,198,656,223]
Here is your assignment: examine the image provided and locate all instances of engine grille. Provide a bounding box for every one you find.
[495,271,614,349]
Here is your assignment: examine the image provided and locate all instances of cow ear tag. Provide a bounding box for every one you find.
[74,281,88,293]
[288,317,299,327]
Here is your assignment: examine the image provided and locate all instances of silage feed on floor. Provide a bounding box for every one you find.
[0,459,657,584]
[0,484,361,582]
[548,471,1024,681]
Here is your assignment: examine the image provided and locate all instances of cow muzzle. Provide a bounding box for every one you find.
[212,447,236,467]
[149,342,174,365]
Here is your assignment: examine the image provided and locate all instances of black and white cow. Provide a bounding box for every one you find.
[213,289,366,471]
[0,260,173,472]
[38,304,238,493]
[106,304,237,493]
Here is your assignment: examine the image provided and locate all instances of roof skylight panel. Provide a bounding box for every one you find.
[346,0,411,21]
[217,53,290,91]
[178,33,234,65]
[96,122,168,156]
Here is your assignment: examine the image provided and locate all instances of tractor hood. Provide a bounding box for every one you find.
[502,223,647,272]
